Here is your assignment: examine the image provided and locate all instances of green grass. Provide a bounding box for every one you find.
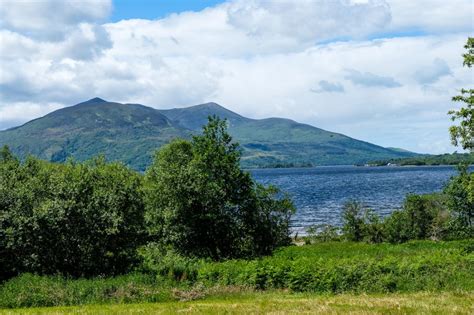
[197,240,474,292]
[1,240,473,310]
[1,291,473,314]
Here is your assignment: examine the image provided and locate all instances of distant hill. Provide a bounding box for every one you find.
[368,152,474,166]
[0,98,417,170]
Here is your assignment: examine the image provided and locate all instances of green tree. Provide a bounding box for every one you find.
[449,37,474,151]
[1,155,147,278]
[444,164,474,237]
[144,116,294,260]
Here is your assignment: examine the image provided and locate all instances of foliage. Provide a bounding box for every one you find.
[383,194,444,243]
[1,240,472,309]
[449,37,474,151]
[144,116,294,260]
[305,224,341,244]
[444,164,474,238]
[368,152,474,166]
[197,240,474,293]
[0,147,147,279]
[0,273,170,309]
[138,243,202,282]
[341,201,383,243]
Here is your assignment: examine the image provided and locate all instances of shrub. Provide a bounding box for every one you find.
[0,150,147,279]
[305,224,341,244]
[138,243,202,282]
[341,201,383,243]
[444,164,474,238]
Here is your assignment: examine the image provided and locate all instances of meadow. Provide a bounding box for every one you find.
[1,240,472,312]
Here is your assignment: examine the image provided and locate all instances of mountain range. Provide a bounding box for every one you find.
[0,98,416,170]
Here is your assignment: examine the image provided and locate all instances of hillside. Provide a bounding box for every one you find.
[0,98,416,170]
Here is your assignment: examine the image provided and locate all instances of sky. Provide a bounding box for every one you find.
[0,0,473,154]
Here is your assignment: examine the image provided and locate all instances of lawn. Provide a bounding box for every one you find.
[1,291,472,314]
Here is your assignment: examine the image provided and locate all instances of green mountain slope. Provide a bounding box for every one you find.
[0,98,189,170]
[0,98,416,170]
[160,103,416,167]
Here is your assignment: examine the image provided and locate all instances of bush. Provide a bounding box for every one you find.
[341,201,383,243]
[305,224,341,244]
[0,149,147,279]
[444,164,474,238]
[138,243,202,282]
[144,116,294,260]
[384,194,441,243]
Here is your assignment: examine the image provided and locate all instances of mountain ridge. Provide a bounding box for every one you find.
[0,98,417,170]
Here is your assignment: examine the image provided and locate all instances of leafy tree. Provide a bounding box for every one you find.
[444,164,474,237]
[0,154,147,278]
[144,116,294,260]
[449,37,474,151]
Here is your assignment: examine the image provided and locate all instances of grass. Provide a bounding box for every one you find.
[1,291,473,314]
[1,240,473,310]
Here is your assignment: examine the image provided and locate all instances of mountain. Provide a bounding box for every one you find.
[0,98,416,170]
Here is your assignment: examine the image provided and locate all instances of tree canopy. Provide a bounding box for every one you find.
[449,37,474,151]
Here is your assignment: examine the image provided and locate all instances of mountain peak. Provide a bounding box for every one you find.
[80,97,108,105]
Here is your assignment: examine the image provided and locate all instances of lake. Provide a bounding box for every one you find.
[250,165,462,234]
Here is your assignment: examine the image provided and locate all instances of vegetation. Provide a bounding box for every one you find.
[449,37,474,151]
[3,292,473,315]
[0,151,147,280]
[0,240,472,309]
[0,117,294,282]
[368,152,474,166]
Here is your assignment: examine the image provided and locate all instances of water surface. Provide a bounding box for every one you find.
[250,165,461,233]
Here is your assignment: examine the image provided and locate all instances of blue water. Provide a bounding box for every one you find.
[250,166,461,234]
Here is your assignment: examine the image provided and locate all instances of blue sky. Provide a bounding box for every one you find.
[111,0,224,21]
[0,0,472,154]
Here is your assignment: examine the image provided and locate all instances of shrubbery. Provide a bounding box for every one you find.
[0,117,294,281]
[0,153,146,280]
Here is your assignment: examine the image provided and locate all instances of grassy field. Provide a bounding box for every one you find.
[1,240,473,312]
[1,291,473,314]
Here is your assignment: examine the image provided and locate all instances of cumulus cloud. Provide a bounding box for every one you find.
[227,0,391,44]
[414,58,452,84]
[388,0,473,34]
[0,0,111,40]
[0,0,472,154]
[344,69,401,88]
[311,80,345,93]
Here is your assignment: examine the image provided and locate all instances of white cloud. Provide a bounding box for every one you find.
[388,0,474,34]
[0,0,472,154]
[0,0,111,40]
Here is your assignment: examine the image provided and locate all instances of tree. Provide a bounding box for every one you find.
[144,116,294,260]
[444,164,474,236]
[449,37,474,151]
[1,155,147,278]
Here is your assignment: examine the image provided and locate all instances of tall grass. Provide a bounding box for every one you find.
[1,240,472,309]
